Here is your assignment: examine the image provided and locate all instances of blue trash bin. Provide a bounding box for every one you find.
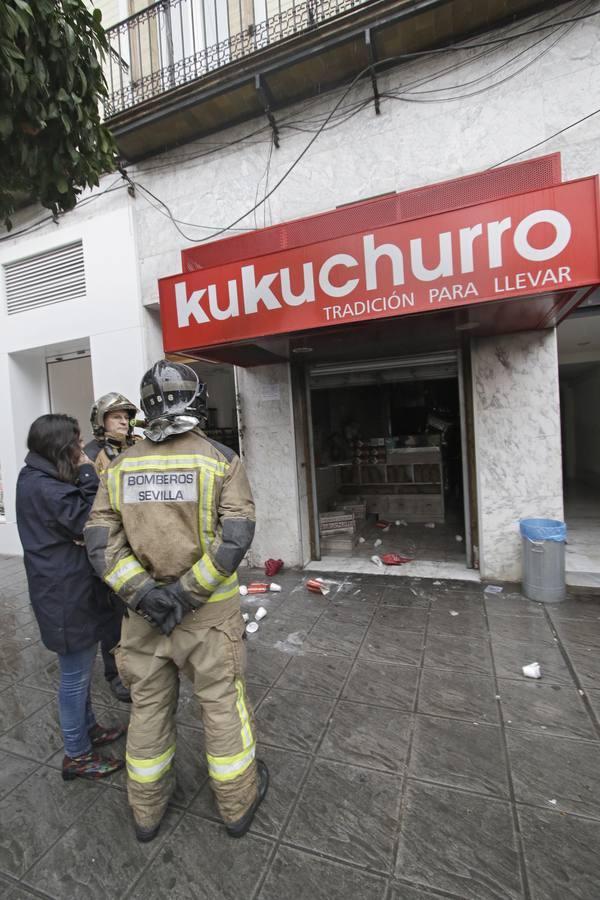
[519,518,566,603]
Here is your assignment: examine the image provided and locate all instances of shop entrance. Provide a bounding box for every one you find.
[558,301,600,587]
[305,352,473,576]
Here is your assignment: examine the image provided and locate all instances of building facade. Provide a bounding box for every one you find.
[1,0,599,584]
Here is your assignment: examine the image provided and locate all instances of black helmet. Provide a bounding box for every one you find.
[140,360,207,424]
[90,392,137,438]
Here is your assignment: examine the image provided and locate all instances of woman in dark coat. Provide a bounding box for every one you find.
[16,414,125,781]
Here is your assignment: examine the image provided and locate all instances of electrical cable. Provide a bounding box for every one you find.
[0,178,127,243]
[490,106,600,167]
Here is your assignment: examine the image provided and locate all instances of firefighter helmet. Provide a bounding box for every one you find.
[90,393,137,438]
[140,360,208,425]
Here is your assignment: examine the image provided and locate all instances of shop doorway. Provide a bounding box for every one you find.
[305,352,473,576]
[558,304,600,587]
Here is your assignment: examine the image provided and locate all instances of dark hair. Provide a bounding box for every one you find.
[27,414,81,483]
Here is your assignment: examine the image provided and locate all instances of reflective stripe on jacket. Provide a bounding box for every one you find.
[84,428,255,627]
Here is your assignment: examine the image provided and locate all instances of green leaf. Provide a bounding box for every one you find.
[55,175,69,193]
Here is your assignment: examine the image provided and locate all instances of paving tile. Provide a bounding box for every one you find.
[396,781,522,899]
[319,604,375,628]
[519,806,600,900]
[274,652,352,697]
[360,624,424,666]
[256,689,334,753]
[430,594,485,614]
[0,643,55,681]
[380,586,430,609]
[487,616,555,645]
[25,789,178,900]
[0,685,52,734]
[0,876,45,900]
[0,703,64,763]
[554,619,600,648]
[423,633,493,676]
[319,701,412,773]
[191,745,310,838]
[371,607,428,632]
[389,884,467,900]
[428,609,488,638]
[409,716,508,797]
[1,608,36,633]
[547,600,600,622]
[343,659,419,710]
[170,723,209,807]
[498,680,597,740]
[129,815,272,900]
[0,750,38,801]
[485,593,544,618]
[248,614,314,648]
[491,637,573,685]
[417,669,499,723]
[564,643,600,689]
[285,759,401,871]
[507,731,600,819]
[0,767,101,878]
[245,644,292,686]
[258,845,386,900]
[21,658,61,694]
[304,619,368,657]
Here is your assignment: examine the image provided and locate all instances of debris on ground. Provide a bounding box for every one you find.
[371,555,384,568]
[240,583,268,595]
[275,631,307,653]
[433,580,442,586]
[522,662,542,679]
[455,535,463,542]
[358,536,366,544]
[375,520,391,529]
[305,577,339,596]
[242,613,250,622]
[245,621,259,634]
[548,799,557,806]
[255,607,267,621]
[380,553,413,566]
[395,520,408,526]
[373,538,383,547]
[484,584,503,594]
[450,610,459,617]
[264,558,284,576]
[240,582,281,596]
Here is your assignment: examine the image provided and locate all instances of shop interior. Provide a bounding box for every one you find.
[309,360,467,568]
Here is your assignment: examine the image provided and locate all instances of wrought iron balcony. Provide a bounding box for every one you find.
[104,0,370,117]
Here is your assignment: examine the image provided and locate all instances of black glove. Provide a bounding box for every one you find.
[136,584,191,636]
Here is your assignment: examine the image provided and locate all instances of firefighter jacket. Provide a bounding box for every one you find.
[84,428,256,627]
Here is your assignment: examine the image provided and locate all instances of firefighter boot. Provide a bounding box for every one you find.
[225,760,269,838]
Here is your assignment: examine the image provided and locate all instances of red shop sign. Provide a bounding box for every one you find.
[158,177,600,352]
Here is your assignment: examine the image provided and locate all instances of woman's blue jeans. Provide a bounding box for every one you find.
[57,643,98,757]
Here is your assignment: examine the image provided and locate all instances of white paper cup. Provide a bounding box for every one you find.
[246,621,259,634]
[522,662,541,679]
[239,585,248,596]
[269,583,282,592]
[255,607,267,621]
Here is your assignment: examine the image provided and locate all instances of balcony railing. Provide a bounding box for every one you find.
[104,0,371,117]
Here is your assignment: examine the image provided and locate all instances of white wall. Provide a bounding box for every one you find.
[471,329,564,582]
[236,363,305,566]
[0,192,145,553]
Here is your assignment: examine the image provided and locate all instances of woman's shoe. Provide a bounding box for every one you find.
[89,723,127,748]
[62,751,124,781]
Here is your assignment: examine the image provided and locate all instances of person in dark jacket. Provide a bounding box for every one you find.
[16,414,126,781]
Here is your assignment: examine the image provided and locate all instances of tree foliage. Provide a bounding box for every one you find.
[0,0,118,229]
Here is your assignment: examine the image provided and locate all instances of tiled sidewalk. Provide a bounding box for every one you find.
[1,554,600,899]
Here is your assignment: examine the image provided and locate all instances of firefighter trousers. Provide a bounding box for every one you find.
[115,608,258,829]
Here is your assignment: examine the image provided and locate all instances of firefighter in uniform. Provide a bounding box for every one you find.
[85,393,140,703]
[84,361,267,842]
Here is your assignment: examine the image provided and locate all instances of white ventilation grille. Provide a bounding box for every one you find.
[4,240,86,315]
